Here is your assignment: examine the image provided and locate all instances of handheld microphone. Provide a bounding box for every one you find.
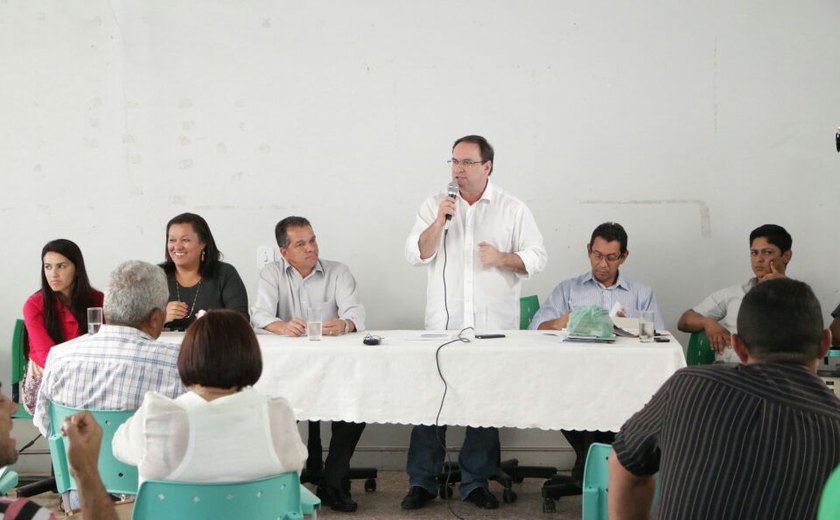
[443,181,458,232]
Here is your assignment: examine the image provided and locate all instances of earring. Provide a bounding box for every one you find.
[201,250,206,262]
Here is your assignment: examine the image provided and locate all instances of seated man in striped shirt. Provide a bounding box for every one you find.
[609,278,840,520]
[529,221,664,481]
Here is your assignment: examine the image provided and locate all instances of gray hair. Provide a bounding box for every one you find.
[104,260,168,327]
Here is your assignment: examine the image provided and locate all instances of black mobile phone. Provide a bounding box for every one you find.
[654,337,670,343]
[475,334,506,339]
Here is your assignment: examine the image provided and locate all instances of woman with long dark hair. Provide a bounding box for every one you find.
[22,239,103,412]
[161,212,248,331]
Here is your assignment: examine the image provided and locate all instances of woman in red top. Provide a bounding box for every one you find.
[22,239,103,412]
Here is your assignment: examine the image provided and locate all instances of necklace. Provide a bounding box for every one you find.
[175,278,203,319]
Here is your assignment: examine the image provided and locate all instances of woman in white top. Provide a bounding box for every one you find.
[112,309,307,482]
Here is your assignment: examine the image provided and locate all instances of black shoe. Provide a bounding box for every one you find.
[316,485,358,513]
[401,486,435,510]
[465,487,499,510]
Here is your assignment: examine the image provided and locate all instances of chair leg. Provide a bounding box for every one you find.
[15,477,57,497]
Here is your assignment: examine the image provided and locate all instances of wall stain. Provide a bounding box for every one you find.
[580,199,712,238]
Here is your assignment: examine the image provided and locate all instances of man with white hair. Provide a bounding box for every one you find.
[34,260,184,437]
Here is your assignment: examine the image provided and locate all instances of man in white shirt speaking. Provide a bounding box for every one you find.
[402,135,547,510]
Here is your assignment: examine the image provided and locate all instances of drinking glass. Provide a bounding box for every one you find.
[639,310,655,343]
[87,307,103,335]
[307,306,323,341]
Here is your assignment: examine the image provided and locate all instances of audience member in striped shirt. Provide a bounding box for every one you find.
[610,278,840,520]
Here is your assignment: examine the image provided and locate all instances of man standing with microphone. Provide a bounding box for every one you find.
[402,135,547,510]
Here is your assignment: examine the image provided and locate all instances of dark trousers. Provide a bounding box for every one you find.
[406,425,500,499]
[307,421,366,489]
[561,430,616,480]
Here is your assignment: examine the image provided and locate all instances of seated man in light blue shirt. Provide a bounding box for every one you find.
[529,221,664,484]
[529,221,664,332]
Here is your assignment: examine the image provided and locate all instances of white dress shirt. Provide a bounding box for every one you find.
[250,258,366,331]
[405,181,547,330]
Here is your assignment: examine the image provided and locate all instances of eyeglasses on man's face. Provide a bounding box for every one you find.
[447,159,486,168]
[589,251,624,263]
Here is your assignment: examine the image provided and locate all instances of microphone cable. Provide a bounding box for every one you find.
[17,433,41,453]
[443,226,450,331]
[437,185,468,517]
[433,327,471,520]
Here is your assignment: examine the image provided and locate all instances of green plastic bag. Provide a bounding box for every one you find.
[567,305,614,338]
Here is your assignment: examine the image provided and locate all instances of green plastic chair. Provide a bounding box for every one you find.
[0,467,19,495]
[581,442,612,520]
[132,472,321,520]
[685,330,716,366]
[818,464,840,520]
[520,294,540,330]
[299,485,321,518]
[581,443,661,520]
[47,402,137,495]
[10,319,32,420]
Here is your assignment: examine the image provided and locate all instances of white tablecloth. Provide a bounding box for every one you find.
[160,330,686,432]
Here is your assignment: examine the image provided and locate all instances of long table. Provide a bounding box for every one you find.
[160,330,686,432]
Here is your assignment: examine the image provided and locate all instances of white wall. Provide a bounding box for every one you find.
[2,0,839,470]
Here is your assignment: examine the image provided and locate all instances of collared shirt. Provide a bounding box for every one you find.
[33,324,184,436]
[405,181,547,330]
[250,258,366,331]
[529,271,665,330]
[691,278,757,362]
[614,363,840,519]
